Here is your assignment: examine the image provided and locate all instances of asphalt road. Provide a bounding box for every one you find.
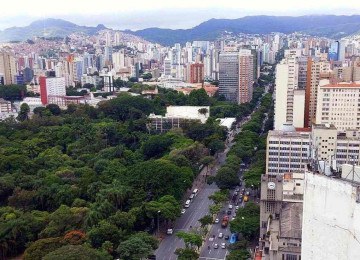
[155,100,261,260]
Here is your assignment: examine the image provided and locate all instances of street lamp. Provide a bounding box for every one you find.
[157,210,161,235]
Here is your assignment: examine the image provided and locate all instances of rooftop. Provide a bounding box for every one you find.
[280,202,303,239]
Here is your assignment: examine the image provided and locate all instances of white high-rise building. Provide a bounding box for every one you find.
[316,80,360,130]
[112,50,125,71]
[163,57,171,77]
[274,56,304,129]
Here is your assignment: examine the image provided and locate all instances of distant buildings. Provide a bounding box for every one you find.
[39,76,66,105]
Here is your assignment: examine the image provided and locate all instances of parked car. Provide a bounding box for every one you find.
[218,233,223,238]
[228,204,233,209]
[221,243,226,249]
[167,229,173,235]
[214,218,219,224]
[224,235,230,240]
[235,206,240,210]
[214,243,219,249]
[227,210,232,215]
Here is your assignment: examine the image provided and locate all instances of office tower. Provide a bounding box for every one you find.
[75,59,84,82]
[219,50,254,104]
[238,49,254,103]
[304,58,331,128]
[0,51,17,85]
[297,57,308,89]
[266,124,310,174]
[274,55,306,129]
[39,76,66,105]
[163,57,171,77]
[219,52,240,103]
[189,63,204,83]
[315,80,360,130]
[204,54,212,78]
[329,41,339,61]
[112,50,125,71]
[302,172,360,260]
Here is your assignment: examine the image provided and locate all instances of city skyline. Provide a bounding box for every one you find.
[1,0,360,31]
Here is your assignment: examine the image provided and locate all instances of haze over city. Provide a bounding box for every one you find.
[1,0,360,30]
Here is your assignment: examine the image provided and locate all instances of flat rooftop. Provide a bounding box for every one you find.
[280,202,303,239]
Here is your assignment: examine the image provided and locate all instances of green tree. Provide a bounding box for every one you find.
[88,220,123,248]
[23,237,65,260]
[46,104,61,116]
[208,190,229,204]
[176,231,202,249]
[116,232,158,260]
[17,103,30,121]
[213,166,239,189]
[230,202,260,240]
[198,215,213,227]
[226,249,251,260]
[43,245,112,260]
[175,248,199,260]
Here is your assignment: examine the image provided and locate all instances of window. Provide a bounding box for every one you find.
[285,254,298,260]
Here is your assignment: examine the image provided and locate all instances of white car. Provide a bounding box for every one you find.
[221,243,226,249]
[181,209,186,214]
[231,217,235,221]
[214,218,219,224]
[228,204,233,209]
[167,229,173,235]
[218,233,223,238]
[235,205,240,210]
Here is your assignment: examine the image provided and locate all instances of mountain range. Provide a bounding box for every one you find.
[0,18,107,42]
[129,15,360,45]
[1,15,360,45]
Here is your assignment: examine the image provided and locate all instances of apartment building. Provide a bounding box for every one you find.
[304,58,331,127]
[315,80,360,130]
[266,124,311,174]
[0,50,17,85]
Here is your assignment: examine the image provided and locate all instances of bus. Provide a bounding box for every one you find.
[184,200,191,208]
[192,189,199,197]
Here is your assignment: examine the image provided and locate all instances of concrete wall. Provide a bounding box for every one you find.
[302,173,360,260]
[293,89,305,128]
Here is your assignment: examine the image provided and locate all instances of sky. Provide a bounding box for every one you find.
[1,0,360,31]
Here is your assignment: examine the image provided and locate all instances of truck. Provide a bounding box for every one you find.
[221,216,229,228]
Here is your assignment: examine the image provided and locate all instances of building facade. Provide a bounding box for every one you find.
[39,76,66,105]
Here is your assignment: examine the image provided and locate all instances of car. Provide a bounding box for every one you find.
[224,235,230,240]
[235,201,239,206]
[167,229,173,235]
[214,243,219,249]
[231,217,235,221]
[235,187,240,192]
[229,233,237,244]
[228,204,233,209]
[227,210,232,215]
[233,213,237,217]
[214,218,219,224]
[234,192,238,196]
[181,209,186,214]
[221,243,226,249]
[246,191,250,196]
[235,205,240,210]
[218,233,223,238]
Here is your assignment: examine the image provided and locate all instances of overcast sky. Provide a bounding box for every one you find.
[1,0,360,30]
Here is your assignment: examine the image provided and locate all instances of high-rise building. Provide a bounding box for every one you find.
[315,80,360,130]
[274,55,306,129]
[304,58,331,127]
[189,63,204,83]
[39,76,66,105]
[163,57,171,77]
[219,52,240,103]
[0,51,17,85]
[266,124,311,174]
[219,50,254,104]
[238,49,254,103]
[112,50,125,71]
[114,31,121,46]
[329,41,339,61]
